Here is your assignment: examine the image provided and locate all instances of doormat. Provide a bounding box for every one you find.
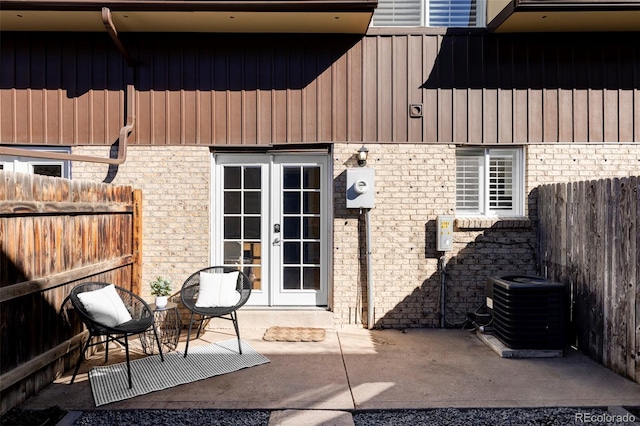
[263,326,325,342]
[88,339,269,406]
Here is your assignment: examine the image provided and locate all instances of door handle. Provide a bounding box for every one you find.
[273,237,281,246]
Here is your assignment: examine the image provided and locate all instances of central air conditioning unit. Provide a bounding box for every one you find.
[486,275,565,350]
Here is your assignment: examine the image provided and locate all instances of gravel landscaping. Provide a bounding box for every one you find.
[3,406,637,425]
[353,407,636,426]
[72,409,271,426]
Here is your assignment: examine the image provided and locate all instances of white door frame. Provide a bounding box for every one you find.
[212,152,331,307]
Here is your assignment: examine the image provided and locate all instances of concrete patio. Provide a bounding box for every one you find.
[17,322,640,422]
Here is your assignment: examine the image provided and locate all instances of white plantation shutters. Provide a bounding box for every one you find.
[456,148,523,216]
[456,150,483,212]
[488,153,514,211]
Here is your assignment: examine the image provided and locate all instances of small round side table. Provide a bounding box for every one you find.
[140,301,182,355]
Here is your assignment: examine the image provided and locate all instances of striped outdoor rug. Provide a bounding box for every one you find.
[88,339,269,406]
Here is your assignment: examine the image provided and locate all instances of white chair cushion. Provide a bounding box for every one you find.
[77,284,133,327]
[195,271,241,308]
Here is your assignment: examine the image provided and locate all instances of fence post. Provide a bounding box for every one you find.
[132,189,143,295]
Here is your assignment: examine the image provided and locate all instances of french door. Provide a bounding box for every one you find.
[213,153,329,306]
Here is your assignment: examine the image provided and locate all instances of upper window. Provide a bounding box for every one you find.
[0,147,71,178]
[371,0,485,27]
[456,148,524,217]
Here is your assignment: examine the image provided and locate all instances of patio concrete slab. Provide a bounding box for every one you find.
[16,327,640,414]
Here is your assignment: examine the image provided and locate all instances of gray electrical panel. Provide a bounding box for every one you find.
[346,168,375,209]
[436,215,453,251]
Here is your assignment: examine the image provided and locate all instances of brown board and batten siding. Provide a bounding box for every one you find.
[0,31,638,146]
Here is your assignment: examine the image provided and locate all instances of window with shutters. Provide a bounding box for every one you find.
[371,0,485,27]
[456,148,523,217]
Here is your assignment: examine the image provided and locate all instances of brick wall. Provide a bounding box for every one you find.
[72,146,211,301]
[332,143,640,329]
[71,143,639,328]
[332,144,457,328]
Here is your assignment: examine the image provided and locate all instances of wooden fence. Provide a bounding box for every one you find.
[538,176,639,383]
[0,171,142,414]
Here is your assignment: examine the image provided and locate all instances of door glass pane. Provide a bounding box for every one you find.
[243,242,261,290]
[303,267,320,290]
[303,217,320,239]
[244,217,260,239]
[303,167,320,189]
[224,167,241,189]
[303,242,320,264]
[283,217,301,239]
[303,192,320,214]
[222,164,263,292]
[224,241,243,264]
[283,242,300,264]
[283,192,301,214]
[283,268,300,290]
[283,167,301,189]
[224,192,241,214]
[224,217,241,239]
[245,167,261,189]
[244,192,261,214]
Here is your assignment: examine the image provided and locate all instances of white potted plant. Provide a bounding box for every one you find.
[150,276,172,309]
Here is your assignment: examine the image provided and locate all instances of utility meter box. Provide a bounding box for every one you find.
[436,215,454,251]
[346,168,375,209]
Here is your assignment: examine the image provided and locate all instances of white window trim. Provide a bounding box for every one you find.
[0,147,71,178]
[456,147,524,218]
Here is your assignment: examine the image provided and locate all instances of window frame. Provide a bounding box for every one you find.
[0,147,71,178]
[455,147,524,217]
[371,0,486,28]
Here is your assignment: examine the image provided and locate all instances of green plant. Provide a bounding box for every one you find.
[150,276,172,297]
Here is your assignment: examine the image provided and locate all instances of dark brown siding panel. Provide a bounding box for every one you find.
[362,37,377,142]
[422,36,438,143]
[1,32,638,146]
[603,48,619,143]
[1,38,16,143]
[395,36,408,142]
[347,41,363,142]
[588,49,605,142]
[377,37,393,142]
[558,44,574,142]
[332,51,346,142]
[407,36,422,142]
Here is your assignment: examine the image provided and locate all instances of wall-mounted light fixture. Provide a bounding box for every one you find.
[357,145,368,167]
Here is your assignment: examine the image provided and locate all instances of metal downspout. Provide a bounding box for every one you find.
[0,8,134,166]
[0,85,134,165]
[101,7,134,66]
[365,208,374,330]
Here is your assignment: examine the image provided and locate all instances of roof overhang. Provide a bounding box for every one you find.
[0,0,378,33]
[487,0,640,32]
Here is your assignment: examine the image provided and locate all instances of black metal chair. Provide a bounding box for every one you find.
[68,282,164,389]
[180,266,252,357]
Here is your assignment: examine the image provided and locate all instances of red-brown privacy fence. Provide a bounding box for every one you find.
[0,171,142,414]
[538,176,639,384]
